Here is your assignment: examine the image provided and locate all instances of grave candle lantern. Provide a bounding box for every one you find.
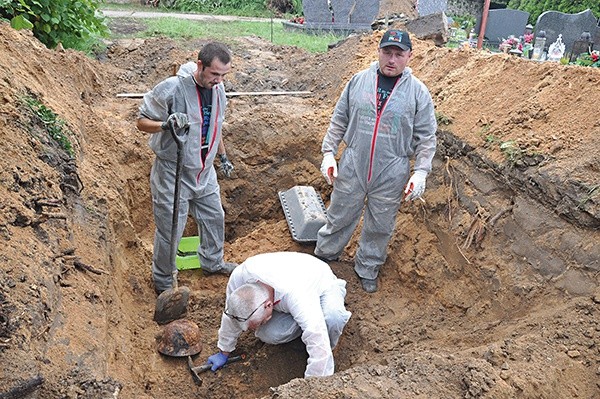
[531,30,547,61]
[522,26,534,58]
[569,31,594,62]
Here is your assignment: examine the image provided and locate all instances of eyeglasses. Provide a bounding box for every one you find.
[224,299,267,323]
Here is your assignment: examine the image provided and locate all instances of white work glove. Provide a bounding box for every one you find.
[161,112,189,131]
[403,170,427,201]
[218,154,234,178]
[320,152,337,185]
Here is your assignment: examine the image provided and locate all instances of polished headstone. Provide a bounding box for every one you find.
[475,9,530,48]
[535,9,599,54]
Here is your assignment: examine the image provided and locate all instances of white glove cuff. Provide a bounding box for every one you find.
[413,170,428,179]
[323,152,335,161]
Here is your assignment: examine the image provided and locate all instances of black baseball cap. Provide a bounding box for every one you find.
[379,29,412,51]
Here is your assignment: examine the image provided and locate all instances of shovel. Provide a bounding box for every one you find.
[154,118,191,325]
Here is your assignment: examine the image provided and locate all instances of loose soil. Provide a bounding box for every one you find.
[0,10,599,399]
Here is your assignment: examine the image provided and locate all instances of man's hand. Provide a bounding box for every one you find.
[161,112,189,131]
[320,152,337,185]
[207,352,229,372]
[404,170,427,201]
[218,154,234,178]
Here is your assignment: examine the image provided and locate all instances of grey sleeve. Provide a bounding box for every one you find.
[321,79,352,155]
[411,82,437,173]
[138,77,177,122]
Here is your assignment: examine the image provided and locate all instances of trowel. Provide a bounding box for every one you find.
[154,119,191,325]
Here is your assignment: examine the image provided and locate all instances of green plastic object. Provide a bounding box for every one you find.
[176,236,201,270]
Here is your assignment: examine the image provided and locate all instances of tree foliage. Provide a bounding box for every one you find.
[507,0,600,24]
[0,0,108,50]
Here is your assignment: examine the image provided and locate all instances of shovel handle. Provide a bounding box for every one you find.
[167,119,189,147]
[167,119,190,274]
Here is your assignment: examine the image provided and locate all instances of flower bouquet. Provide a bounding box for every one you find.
[576,50,600,67]
[499,36,519,53]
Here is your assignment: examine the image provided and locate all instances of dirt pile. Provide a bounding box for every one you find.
[0,15,599,399]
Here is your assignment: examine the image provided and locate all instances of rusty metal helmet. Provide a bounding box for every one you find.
[156,319,203,357]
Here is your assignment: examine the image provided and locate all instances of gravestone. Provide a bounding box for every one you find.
[535,9,599,55]
[302,0,333,24]
[331,0,379,24]
[417,0,447,17]
[297,0,379,34]
[474,9,530,48]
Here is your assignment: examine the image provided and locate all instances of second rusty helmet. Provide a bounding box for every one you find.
[156,319,203,357]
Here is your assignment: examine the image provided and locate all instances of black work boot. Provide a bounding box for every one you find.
[204,262,238,276]
[314,254,339,263]
[359,277,378,293]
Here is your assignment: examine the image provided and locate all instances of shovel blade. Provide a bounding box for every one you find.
[153,286,191,325]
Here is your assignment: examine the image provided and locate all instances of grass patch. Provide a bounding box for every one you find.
[578,185,600,209]
[101,2,296,18]
[479,124,493,145]
[499,140,522,165]
[136,17,345,53]
[435,112,452,126]
[22,95,75,157]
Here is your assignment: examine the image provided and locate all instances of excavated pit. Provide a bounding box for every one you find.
[0,16,599,399]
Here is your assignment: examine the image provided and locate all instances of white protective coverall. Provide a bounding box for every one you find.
[315,62,437,280]
[139,62,228,291]
[217,252,352,377]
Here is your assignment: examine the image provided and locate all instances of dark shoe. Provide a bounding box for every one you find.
[359,277,378,293]
[204,262,238,276]
[314,254,339,263]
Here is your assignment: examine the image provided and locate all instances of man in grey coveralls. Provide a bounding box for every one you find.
[315,30,437,293]
[137,42,237,294]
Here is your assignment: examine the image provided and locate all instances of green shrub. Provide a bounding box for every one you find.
[0,0,108,50]
[450,14,475,32]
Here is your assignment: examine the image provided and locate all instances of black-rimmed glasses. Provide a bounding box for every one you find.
[224,299,267,323]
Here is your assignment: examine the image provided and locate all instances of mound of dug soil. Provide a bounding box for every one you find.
[0,15,599,399]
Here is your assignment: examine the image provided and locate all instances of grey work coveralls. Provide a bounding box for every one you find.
[315,62,437,280]
[139,66,227,291]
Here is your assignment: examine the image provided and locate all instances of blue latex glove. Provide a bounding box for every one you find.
[207,352,229,372]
